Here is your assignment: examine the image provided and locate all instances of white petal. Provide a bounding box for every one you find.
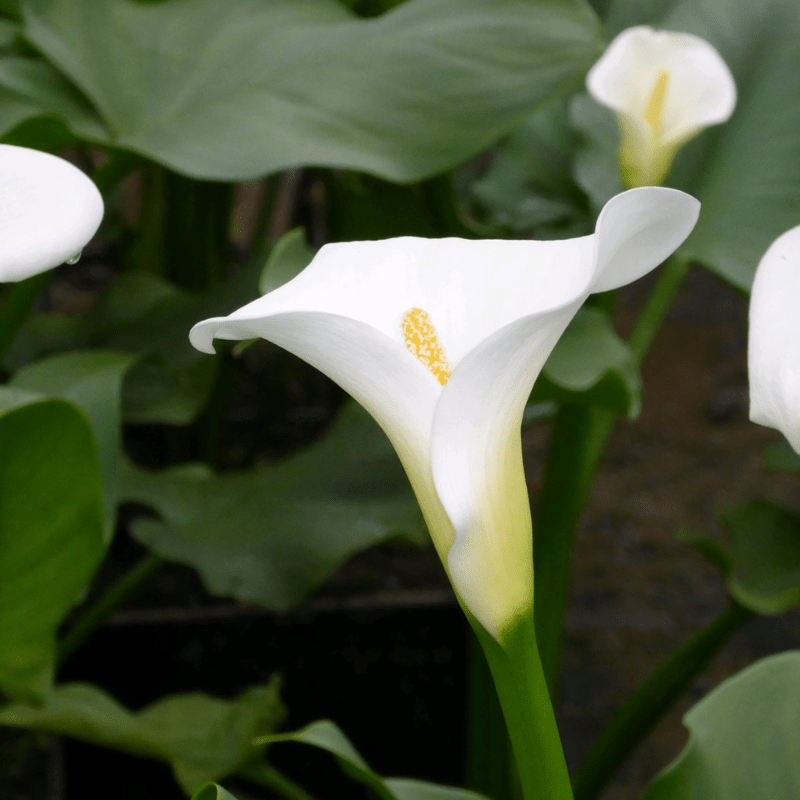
[590,187,700,292]
[217,236,594,369]
[748,226,800,453]
[0,145,104,282]
[190,309,455,556]
[431,304,579,638]
[587,26,736,146]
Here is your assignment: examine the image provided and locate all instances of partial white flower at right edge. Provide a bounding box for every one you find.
[587,26,736,188]
[0,144,103,283]
[749,226,800,454]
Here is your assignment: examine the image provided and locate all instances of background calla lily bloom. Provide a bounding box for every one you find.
[191,187,700,641]
[749,225,800,454]
[587,26,736,188]
[0,144,104,282]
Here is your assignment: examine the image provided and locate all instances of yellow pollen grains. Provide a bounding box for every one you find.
[401,307,451,386]
[645,69,670,133]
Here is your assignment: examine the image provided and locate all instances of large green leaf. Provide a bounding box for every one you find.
[642,651,800,799]
[575,0,800,290]
[19,0,603,181]
[122,402,427,610]
[10,350,136,538]
[260,719,490,800]
[0,679,284,793]
[0,56,105,141]
[0,391,104,701]
[719,499,800,615]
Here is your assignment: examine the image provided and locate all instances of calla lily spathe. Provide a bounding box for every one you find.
[749,226,800,454]
[0,144,103,282]
[587,26,736,188]
[191,187,699,640]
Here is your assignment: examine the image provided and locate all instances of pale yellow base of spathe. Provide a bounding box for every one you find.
[397,307,534,642]
[392,416,534,644]
[618,69,689,188]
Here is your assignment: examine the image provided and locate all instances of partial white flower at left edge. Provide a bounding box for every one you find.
[190,187,700,643]
[587,26,736,188]
[0,144,104,282]
[749,226,800,454]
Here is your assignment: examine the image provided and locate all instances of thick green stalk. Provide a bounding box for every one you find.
[572,602,751,800]
[534,403,609,696]
[464,629,519,799]
[58,555,165,665]
[472,612,574,800]
[0,272,51,369]
[533,258,692,697]
[627,259,691,363]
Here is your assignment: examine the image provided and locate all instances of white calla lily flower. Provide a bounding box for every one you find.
[587,26,736,188]
[0,144,104,282]
[749,226,800,454]
[191,187,699,640]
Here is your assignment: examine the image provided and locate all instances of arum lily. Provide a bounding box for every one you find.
[0,144,103,282]
[587,26,736,188]
[191,187,699,641]
[749,225,800,454]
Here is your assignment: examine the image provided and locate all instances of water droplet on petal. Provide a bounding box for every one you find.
[65,249,83,265]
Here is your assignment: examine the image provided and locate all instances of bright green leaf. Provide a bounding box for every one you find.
[0,679,284,794]
[642,651,800,799]
[259,228,315,296]
[0,393,104,701]
[122,402,427,610]
[719,498,800,615]
[261,719,490,800]
[21,0,603,182]
[10,350,137,538]
[533,306,641,417]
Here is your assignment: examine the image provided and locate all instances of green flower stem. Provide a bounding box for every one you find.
[57,554,165,665]
[237,760,315,800]
[533,257,692,697]
[472,612,574,800]
[464,629,520,799]
[534,403,608,696]
[627,258,691,364]
[572,601,751,800]
[0,272,51,369]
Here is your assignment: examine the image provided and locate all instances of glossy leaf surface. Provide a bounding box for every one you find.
[642,652,800,799]
[10,350,135,537]
[19,0,603,181]
[123,402,427,610]
[0,392,104,701]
